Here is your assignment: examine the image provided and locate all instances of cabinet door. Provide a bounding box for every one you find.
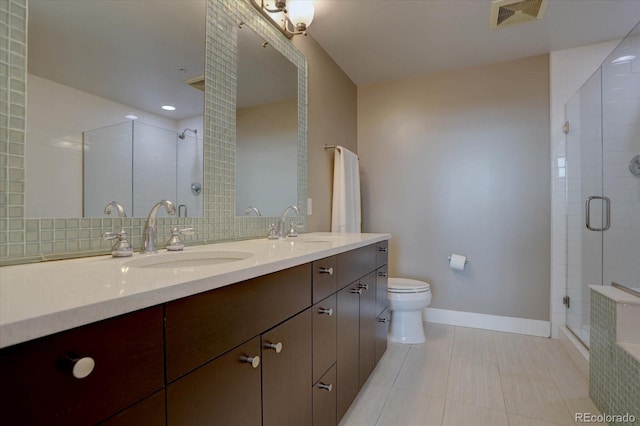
[336,284,360,421]
[337,244,376,290]
[313,364,337,426]
[262,309,312,426]
[358,272,377,387]
[375,309,389,365]
[166,337,262,426]
[313,294,337,384]
[376,240,388,268]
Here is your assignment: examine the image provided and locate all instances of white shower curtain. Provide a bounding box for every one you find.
[331,146,361,233]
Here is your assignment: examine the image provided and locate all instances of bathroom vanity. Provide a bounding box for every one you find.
[0,233,389,425]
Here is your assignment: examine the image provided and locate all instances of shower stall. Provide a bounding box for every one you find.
[83,121,203,218]
[564,22,640,346]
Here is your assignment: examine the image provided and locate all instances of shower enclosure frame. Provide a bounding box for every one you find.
[564,22,640,347]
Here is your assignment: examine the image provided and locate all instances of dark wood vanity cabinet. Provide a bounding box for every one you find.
[0,240,389,426]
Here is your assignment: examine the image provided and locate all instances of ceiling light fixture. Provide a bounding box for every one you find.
[161,105,176,111]
[611,55,636,65]
[248,0,314,39]
[125,114,139,120]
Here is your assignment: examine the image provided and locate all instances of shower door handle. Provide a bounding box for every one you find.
[585,196,611,231]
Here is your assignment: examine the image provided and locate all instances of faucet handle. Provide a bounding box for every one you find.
[103,230,133,257]
[166,227,195,251]
[267,224,279,240]
[287,222,302,238]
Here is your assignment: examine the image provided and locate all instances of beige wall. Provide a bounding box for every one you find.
[293,36,357,231]
[236,98,298,216]
[358,54,551,321]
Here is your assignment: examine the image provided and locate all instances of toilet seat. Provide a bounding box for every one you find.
[388,278,430,294]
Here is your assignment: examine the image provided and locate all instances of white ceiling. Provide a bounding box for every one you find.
[307,0,640,85]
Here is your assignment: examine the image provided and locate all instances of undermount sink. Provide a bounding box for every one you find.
[124,250,254,269]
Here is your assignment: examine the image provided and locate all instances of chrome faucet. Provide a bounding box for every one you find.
[142,200,176,253]
[104,201,127,217]
[277,205,300,238]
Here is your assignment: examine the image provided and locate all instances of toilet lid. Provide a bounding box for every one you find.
[388,278,430,293]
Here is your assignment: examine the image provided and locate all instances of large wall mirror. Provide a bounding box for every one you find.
[26,1,206,219]
[236,26,298,217]
[3,0,307,263]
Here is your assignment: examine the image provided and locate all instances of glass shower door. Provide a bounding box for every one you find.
[601,24,640,294]
[565,69,604,347]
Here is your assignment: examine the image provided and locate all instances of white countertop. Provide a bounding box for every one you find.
[589,285,640,305]
[0,232,390,349]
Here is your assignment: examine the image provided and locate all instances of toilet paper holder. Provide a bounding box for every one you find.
[447,255,468,265]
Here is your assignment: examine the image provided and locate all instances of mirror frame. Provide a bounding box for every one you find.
[1,0,307,265]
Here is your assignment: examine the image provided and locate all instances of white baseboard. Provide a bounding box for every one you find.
[424,307,551,337]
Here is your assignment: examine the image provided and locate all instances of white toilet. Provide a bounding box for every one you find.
[387,278,432,344]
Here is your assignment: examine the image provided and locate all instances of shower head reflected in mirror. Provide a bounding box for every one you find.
[178,128,198,140]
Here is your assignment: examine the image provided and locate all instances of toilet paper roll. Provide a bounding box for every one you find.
[449,253,467,271]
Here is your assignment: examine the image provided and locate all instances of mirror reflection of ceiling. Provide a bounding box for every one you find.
[28,0,206,121]
[236,26,298,108]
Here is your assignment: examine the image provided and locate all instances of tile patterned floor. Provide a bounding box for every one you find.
[340,323,605,426]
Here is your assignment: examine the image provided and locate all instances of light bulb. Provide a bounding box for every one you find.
[287,0,314,29]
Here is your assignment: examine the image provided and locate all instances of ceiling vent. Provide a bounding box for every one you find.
[184,75,205,92]
[490,0,548,29]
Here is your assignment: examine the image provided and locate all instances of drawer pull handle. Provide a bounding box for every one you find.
[318,307,334,316]
[358,283,369,290]
[378,247,388,252]
[350,288,363,295]
[378,271,388,277]
[264,342,283,353]
[377,317,388,324]
[70,356,95,379]
[318,267,334,276]
[317,382,333,392]
[241,355,261,368]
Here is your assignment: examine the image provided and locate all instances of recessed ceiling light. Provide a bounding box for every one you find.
[162,105,176,111]
[125,114,138,120]
[612,55,635,65]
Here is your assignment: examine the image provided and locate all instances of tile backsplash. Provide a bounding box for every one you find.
[590,290,640,424]
[0,0,307,265]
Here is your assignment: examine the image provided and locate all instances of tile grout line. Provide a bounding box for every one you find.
[491,330,511,424]
[440,325,458,426]
[372,345,412,426]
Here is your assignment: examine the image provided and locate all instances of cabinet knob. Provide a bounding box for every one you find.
[67,356,95,379]
[318,267,334,276]
[377,246,388,252]
[317,382,333,392]
[357,283,369,290]
[350,288,363,295]
[318,307,333,316]
[377,317,388,324]
[241,355,260,368]
[378,271,388,277]
[264,342,283,353]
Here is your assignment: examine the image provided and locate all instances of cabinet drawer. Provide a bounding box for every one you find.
[100,390,166,426]
[313,294,337,383]
[313,364,337,426]
[313,255,337,304]
[165,264,311,381]
[337,244,377,290]
[376,240,389,268]
[167,337,262,426]
[0,306,164,426]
